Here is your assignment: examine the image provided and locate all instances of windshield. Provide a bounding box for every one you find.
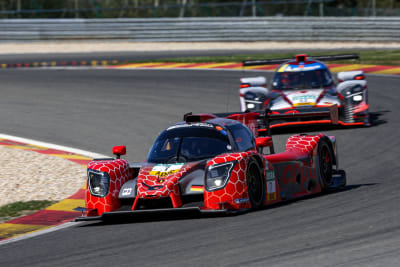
[147,126,231,164]
[272,69,333,90]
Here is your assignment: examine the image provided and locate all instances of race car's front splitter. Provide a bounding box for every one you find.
[75,207,240,222]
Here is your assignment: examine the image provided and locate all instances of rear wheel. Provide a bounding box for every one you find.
[318,140,333,191]
[246,159,265,209]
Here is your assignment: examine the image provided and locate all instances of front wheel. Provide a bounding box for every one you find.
[246,159,265,209]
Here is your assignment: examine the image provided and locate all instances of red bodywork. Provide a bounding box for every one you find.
[86,159,133,216]
[83,113,341,218]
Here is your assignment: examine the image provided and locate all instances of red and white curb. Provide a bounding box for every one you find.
[0,134,107,244]
[2,60,400,76]
[109,62,400,75]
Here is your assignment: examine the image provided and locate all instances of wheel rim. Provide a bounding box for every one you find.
[320,145,332,185]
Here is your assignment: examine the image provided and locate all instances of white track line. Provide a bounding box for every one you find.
[0,222,84,246]
[0,133,108,159]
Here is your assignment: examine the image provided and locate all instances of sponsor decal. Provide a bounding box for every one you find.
[149,163,184,177]
[142,182,164,191]
[281,63,325,72]
[267,193,276,201]
[293,103,315,107]
[292,95,317,103]
[266,170,275,181]
[266,170,276,201]
[281,164,317,186]
[121,188,132,196]
[234,198,249,204]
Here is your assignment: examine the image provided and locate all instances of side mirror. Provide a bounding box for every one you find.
[337,71,365,83]
[256,137,274,154]
[256,137,273,148]
[113,145,126,159]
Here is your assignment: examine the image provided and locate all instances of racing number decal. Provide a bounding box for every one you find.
[330,104,339,123]
[266,170,276,201]
[149,163,184,177]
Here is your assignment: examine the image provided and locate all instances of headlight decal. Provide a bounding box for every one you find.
[205,161,237,191]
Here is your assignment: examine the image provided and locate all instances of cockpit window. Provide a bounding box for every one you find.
[272,69,333,90]
[147,126,231,163]
[226,124,255,152]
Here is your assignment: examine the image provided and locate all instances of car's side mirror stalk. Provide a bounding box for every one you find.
[113,145,126,159]
[256,137,275,154]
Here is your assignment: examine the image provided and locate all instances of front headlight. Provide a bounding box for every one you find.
[88,169,110,197]
[352,94,363,102]
[247,103,256,109]
[205,161,236,191]
[342,84,364,104]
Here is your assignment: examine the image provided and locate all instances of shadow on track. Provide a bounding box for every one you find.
[369,110,389,126]
[249,182,379,213]
[77,210,228,227]
[77,183,377,227]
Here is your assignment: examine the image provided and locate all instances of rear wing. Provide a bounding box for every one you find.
[242,54,359,67]
[183,104,338,136]
[260,105,339,135]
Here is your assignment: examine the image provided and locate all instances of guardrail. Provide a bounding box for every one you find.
[1,17,399,42]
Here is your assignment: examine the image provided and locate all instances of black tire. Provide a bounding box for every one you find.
[318,139,333,191]
[246,159,265,209]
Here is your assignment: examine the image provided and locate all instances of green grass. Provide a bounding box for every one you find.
[0,200,57,222]
[117,50,400,66]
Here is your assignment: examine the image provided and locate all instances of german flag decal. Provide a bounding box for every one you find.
[190,185,204,192]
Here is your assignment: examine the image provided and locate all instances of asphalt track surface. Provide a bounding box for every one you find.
[0,66,399,266]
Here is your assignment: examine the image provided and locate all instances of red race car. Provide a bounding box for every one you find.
[76,111,346,221]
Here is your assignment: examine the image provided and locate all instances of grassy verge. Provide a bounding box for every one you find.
[118,50,400,66]
[0,200,57,223]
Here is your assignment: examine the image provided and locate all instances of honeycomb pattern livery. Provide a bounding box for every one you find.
[83,133,336,215]
[204,151,264,210]
[86,159,133,216]
[132,162,197,209]
[285,134,324,155]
